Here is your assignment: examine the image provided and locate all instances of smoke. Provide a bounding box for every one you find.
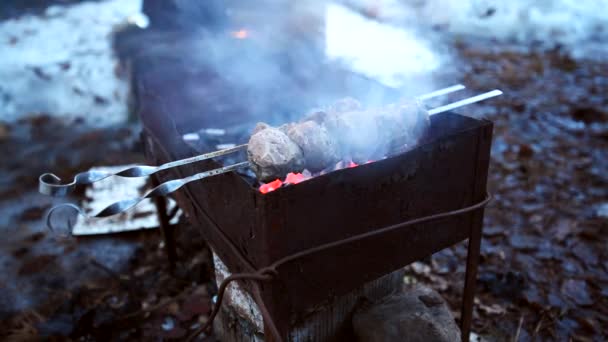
[325,3,443,89]
[136,1,451,131]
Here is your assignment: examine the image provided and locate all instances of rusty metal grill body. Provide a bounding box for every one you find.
[141,105,493,340]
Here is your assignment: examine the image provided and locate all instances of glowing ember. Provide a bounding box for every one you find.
[260,173,307,194]
[259,179,283,194]
[231,29,249,39]
[285,172,306,184]
[259,161,374,193]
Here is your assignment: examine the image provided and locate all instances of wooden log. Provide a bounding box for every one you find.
[212,252,405,341]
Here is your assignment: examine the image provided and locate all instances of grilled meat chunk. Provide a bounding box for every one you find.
[286,121,339,172]
[247,127,304,182]
[247,98,429,181]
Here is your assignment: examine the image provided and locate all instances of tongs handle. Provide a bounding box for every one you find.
[47,161,250,231]
[39,144,248,196]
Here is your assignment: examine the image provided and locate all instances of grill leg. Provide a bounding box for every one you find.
[152,176,177,271]
[461,220,482,342]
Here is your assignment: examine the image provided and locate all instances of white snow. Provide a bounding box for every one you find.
[325,3,443,88]
[343,0,608,58]
[0,0,142,125]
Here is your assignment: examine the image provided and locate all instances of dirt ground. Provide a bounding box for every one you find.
[1,1,607,341]
[409,42,608,341]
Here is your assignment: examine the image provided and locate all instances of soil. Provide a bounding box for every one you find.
[1,2,606,341]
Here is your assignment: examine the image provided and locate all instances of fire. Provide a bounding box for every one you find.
[285,172,306,184]
[231,29,249,39]
[259,160,376,193]
[259,179,283,194]
[259,172,308,194]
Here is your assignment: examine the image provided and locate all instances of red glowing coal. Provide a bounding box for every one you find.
[259,172,307,194]
[259,160,376,194]
[259,179,283,194]
[285,172,306,184]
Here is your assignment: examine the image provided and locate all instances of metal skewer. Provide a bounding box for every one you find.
[39,84,467,197]
[45,89,502,225]
[416,84,465,100]
[428,89,503,115]
[39,143,248,196]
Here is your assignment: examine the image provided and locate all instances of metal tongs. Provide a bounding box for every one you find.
[40,85,502,224]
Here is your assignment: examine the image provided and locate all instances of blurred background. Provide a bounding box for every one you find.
[0,0,606,340]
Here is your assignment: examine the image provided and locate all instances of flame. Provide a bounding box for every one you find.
[258,161,375,194]
[231,29,249,39]
[259,179,283,194]
[285,172,306,184]
[259,173,308,194]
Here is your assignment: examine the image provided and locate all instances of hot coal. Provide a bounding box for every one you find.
[247,98,429,181]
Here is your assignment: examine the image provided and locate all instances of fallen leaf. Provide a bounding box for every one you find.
[561,279,593,306]
[18,205,50,221]
[18,254,57,275]
[571,243,598,267]
[553,219,576,241]
[478,302,507,315]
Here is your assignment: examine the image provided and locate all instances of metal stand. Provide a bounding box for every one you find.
[151,175,177,271]
[460,212,483,341]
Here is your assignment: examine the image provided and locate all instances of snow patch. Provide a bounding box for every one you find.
[345,0,608,58]
[0,0,142,125]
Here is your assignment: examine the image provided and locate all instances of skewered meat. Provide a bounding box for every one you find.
[247,98,429,181]
[376,100,430,153]
[324,109,380,163]
[247,126,305,182]
[286,121,339,172]
[251,122,271,135]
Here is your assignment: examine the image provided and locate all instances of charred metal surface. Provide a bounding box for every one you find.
[141,100,493,340]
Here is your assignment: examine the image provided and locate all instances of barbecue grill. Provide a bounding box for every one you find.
[139,107,493,341]
[40,86,496,341]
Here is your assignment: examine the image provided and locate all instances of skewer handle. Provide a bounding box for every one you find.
[39,144,248,196]
[46,161,251,231]
[38,85,466,197]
